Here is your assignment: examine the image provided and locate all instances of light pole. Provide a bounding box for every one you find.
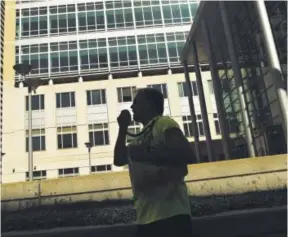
[13,63,41,182]
[85,142,93,174]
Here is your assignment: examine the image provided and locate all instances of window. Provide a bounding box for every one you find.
[213,113,221,135]
[147,83,168,98]
[178,81,198,97]
[117,86,137,102]
[137,33,167,65]
[56,92,75,108]
[25,170,47,181]
[57,126,77,149]
[25,129,46,152]
[50,41,78,73]
[127,121,141,143]
[91,164,112,173]
[182,115,193,137]
[25,94,44,111]
[20,44,49,75]
[196,114,205,136]
[182,114,205,137]
[86,89,106,105]
[89,123,109,146]
[58,167,79,178]
[207,80,214,94]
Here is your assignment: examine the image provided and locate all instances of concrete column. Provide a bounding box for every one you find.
[78,76,83,83]
[219,1,256,158]
[48,79,53,85]
[183,61,201,163]
[191,42,214,162]
[254,0,287,142]
[202,20,231,160]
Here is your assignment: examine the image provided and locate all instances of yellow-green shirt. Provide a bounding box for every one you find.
[127,116,191,225]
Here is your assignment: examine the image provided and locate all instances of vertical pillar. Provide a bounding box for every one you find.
[191,42,214,162]
[27,86,33,181]
[202,20,231,160]
[219,1,256,157]
[183,61,201,163]
[254,0,287,142]
[131,0,141,70]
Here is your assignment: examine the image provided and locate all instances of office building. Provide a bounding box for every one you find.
[2,0,226,183]
[182,1,287,160]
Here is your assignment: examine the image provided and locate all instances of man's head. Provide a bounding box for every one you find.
[131,88,164,124]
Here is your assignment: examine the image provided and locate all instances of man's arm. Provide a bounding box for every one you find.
[114,128,128,167]
[131,127,196,166]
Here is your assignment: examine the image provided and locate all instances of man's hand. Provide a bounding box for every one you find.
[117,110,131,131]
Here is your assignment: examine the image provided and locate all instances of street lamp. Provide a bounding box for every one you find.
[85,142,93,174]
[13,63,41,182]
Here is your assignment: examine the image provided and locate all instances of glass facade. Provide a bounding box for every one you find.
[192,1,287,159]
[15,0,199,78]
[17,1,198,37]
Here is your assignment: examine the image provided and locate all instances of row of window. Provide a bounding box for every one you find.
[26,113,222,152]
[25,165,112,180]
[16,33,187,75]
[26,82,199,110]
[16,2,198,37]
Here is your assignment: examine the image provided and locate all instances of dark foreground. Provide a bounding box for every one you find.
[2,207,287,237]
[2,189,287,233]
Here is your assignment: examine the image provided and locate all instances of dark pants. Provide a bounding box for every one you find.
[136,214,193,237]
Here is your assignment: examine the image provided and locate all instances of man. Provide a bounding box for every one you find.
[114,88,195,237]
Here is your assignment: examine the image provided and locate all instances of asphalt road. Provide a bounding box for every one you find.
[2,206,287,237]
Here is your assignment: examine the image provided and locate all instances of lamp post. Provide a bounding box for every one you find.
[13,63,41,182]
[85,142,93,174]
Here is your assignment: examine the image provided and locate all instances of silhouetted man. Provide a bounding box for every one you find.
[114,88,194,237]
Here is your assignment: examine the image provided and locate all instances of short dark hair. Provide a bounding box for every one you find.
[137,88,164,115]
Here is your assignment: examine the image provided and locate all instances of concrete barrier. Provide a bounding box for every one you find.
[2,206,287,237]
[1,154,287,211]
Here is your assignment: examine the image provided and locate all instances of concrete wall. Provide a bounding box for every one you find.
[1,154,286,212]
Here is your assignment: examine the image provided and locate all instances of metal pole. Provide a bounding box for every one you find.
[202,20,231,160]
[183,61,201,163]
[254,0,287,142]
[219,1,256,158]
[191,42,214,162]
[27,84,33,181]
[88,148,91,174]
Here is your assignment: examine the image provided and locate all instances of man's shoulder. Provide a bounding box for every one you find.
[154,116,180,134]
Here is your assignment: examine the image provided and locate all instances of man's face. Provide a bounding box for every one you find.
[131,93,149,122]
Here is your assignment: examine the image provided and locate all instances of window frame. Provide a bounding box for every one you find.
[88,123,110,146]
[57,126,78,149]
[58,167,79,178]
[56,92,75,108]
[25,94,45,111]
[86,89,106,105]
[117,86,137,102]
